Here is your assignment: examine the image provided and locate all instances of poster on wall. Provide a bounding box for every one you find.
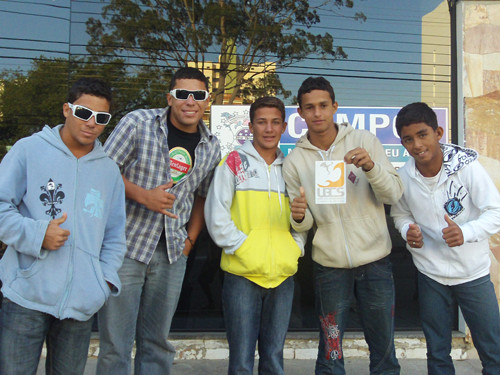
[211,105,448,168]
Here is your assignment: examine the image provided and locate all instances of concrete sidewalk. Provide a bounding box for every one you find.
[38,357,483,374]
[36,332,486,374]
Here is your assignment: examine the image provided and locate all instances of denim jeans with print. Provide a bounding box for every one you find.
[314,256,400,375]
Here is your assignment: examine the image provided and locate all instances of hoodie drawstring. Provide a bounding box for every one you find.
[266,165,283,216]
[317,144,335,162]
[274,166,283,216]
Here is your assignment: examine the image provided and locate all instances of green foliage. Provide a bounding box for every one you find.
[0,57,171,149]
[0,145,7,162]
[238,72,291,104]
[0,58,69,147]
[86,0,362,104]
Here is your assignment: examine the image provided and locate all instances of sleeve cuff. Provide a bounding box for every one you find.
[290,210,313,232]
[401,223,410,242]
[460,224,474,243]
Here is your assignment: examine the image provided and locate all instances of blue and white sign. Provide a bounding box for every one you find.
[211,105,449,168]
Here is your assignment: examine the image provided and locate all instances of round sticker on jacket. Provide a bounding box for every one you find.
[169,147,193,183]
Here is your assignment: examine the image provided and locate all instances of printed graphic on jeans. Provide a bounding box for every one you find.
[225,151,257,184]
[320,312,342,360]
[83,188,104,218]
[39,179,65,219]
[443,180,468,219]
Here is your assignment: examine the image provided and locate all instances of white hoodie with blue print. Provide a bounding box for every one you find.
[391,143,500,285]
[0,125,126,321]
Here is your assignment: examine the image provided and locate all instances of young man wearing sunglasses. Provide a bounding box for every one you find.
[97,67,221,375]
[0,77,127,375]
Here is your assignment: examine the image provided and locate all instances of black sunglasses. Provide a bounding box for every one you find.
[170,89,210,101]
[68,103,112,125]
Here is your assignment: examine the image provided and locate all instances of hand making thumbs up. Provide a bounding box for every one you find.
[291,186,307,223]
[442,214,464,247]
[42,212,71,250]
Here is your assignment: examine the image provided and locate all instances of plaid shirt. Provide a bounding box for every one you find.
[104,107,220,264]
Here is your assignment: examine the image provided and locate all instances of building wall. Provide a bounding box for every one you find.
[461,1,500,304]
[421,1,451,110]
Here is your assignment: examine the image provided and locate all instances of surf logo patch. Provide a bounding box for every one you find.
[443,180,467,219]
[225,151,256,184]
[39,179,65,219]
[83,188,104,218]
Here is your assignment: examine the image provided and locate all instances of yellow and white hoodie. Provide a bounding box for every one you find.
[205,141,304,288]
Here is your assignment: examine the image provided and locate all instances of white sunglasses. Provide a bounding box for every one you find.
[68,103,112,125]
[170,89,210,101]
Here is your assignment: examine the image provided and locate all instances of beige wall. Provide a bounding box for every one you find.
[421,1,451,110]
[461,1,500,304]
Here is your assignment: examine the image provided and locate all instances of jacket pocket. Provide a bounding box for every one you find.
[11,250,70,307]
[272,229,301,276]
[221,228,301,278]
[65,247,109,317]
[222,228,270,276]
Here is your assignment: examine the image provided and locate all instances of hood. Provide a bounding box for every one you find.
[238,139,285,166]
[295,122,353,152]
[442,143,478,177]
[36,124,108,161]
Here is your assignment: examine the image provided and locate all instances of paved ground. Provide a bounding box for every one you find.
[38,357,483,374]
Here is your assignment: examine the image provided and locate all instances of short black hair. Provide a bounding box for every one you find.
[395,102,438,137]
[169,67,209,91]
[67,77,112,104]
[297,77,336,108]
[249,96,286,123]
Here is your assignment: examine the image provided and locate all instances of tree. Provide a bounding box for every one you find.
[86,0,364,104]
[0,58,70,147]
[0,57,169,152]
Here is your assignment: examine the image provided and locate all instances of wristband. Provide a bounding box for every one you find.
[186,235,195,247]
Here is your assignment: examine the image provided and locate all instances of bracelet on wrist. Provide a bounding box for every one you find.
[186,235,195,248]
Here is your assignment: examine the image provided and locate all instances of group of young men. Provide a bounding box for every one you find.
[0,67,499,375]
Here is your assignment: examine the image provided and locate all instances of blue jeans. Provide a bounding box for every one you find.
[96,243,187,375]
[0,298,93,375]
[418,272,500,375]
[223,272,294,375]
[314,256,400,375]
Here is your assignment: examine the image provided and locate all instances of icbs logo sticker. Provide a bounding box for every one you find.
[315,161,346,204]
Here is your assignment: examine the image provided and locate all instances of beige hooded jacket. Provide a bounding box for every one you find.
[283,122,403,269]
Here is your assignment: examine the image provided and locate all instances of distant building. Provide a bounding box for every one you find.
[187,59,276,124]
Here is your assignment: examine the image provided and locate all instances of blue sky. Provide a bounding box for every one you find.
[0,0,447,106]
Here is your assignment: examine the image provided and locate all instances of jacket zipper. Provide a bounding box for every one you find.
[317,148,353,267]
[266,165,276,276]
[58,158,78,318]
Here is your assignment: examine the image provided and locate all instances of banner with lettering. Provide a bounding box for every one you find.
[211,105,448,168]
